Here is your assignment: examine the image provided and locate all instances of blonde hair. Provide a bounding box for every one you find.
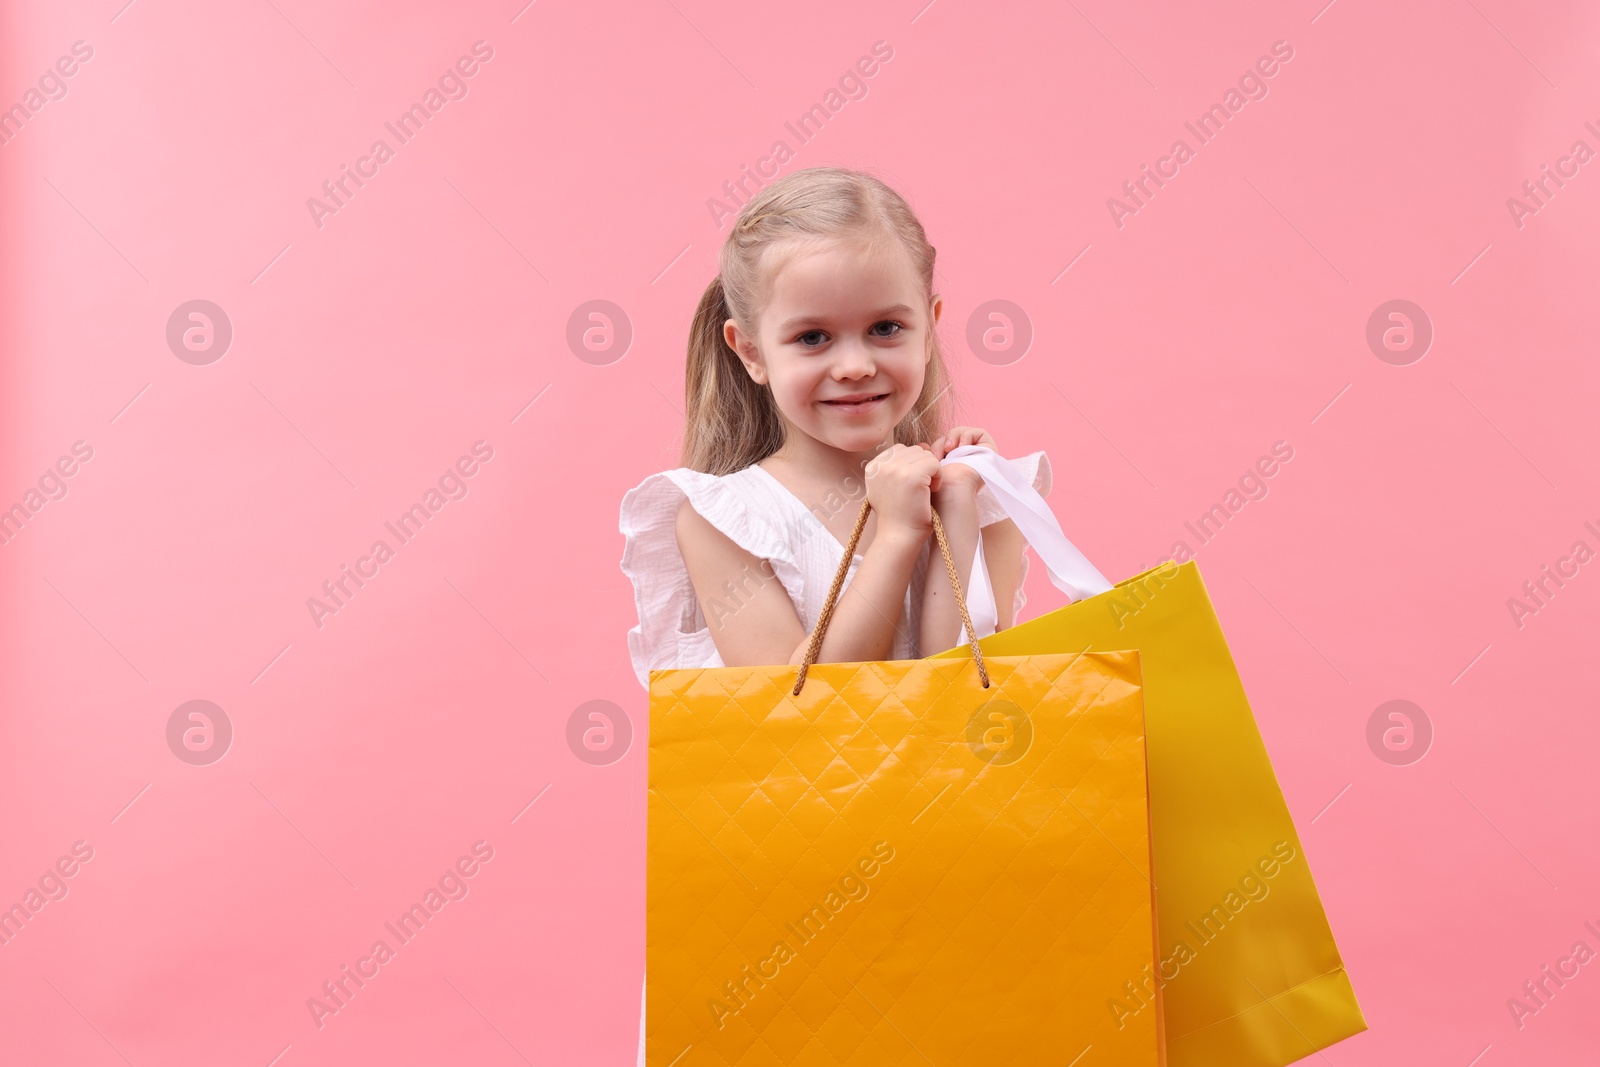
[680,166,954,475]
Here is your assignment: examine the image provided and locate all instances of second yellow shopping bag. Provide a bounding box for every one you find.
[928,446,1367,1067]
[647,505,1166,1065]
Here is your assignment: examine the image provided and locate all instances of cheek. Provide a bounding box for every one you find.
[890,351,928,390]
[773,364,824,401]
[764,367,820,420]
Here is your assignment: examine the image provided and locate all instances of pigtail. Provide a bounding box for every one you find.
[682,275,786,475]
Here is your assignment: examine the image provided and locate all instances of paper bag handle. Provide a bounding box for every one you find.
[794,500,990,696]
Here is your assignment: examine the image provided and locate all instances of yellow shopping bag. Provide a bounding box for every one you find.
[647,506,1166,1065]
[929,447,1368,1066]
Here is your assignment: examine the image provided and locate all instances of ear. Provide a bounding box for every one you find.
[725,318,768,384]
[925,295,943,363]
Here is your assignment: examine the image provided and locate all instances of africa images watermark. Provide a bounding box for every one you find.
[1107,40,1296,229]
[1133,440,1296,577]
[1107,840,1299,1030]
[706,40,895,228]
[0,440,95,547]
[1505,913,1600,1030]
[1098,560,1181,631]
[306,41,495,229]
[1504,519,1600,630]
[306,441,494,629]
[305,840,496,1029]
[0,840,96,949]
[1506,119,1600,230]
[0,39,95,149]
[705,840,896,1032]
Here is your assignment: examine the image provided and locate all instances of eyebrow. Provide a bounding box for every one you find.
[778,304,916,331]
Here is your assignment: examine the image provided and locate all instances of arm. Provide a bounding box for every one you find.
[919,473,981,655]
[788,523,925,666]
[982,519,1027,631]
[920,474,1029,652]
[675,499,925,669]
[918,427,1031,649]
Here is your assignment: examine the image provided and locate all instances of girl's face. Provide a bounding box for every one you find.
[726,237,941,457]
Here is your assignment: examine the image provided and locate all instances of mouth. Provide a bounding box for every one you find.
[821,392,889,413]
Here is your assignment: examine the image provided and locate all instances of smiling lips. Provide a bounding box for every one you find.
[822,392,888,413]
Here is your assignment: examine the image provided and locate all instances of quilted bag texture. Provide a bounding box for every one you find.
[645,503,1164,1065]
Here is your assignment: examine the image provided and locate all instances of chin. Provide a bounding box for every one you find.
[834,431,890,454]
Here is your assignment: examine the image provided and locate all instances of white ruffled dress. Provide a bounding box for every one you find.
[618,451,1052,690]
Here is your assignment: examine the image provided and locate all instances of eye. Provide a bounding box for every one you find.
[871,320,905,339]
[796,329,828,348]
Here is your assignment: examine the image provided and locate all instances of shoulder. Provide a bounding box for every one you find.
[674,494,740,561]
[617,465,799,689]
[620,465,797,586]
[675,464,806,552]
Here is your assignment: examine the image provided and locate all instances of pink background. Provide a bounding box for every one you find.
[3,0,1598,1063]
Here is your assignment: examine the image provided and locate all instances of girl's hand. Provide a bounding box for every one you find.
[927,426,997,496]
[931,426,997,460]
[933,462,984,498]
[863,443,942,542]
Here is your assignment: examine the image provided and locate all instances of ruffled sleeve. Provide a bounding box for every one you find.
[975,450,1050,529]
[618,468,798,690]
[975,450,1051,626]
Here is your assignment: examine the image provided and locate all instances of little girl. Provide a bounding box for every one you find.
[617,165,1054,1063]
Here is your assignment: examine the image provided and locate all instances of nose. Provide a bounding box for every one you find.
[831,339,877,380]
